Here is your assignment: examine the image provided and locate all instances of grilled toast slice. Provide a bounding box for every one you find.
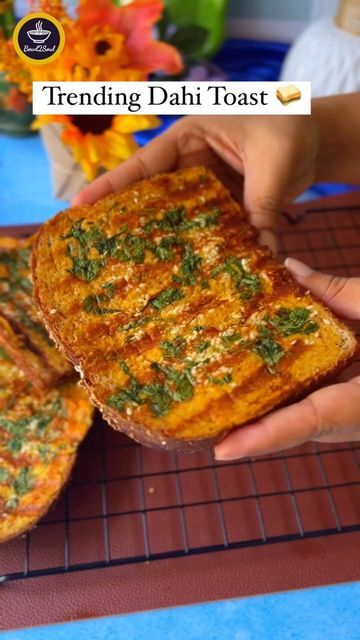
[0,347,93,542]
[0,236,74,390]
[32,167,358,452]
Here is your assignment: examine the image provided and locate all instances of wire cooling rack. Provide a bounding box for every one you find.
[1,200,359,584]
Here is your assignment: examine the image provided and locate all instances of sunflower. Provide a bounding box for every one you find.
[1,0,182,180]
[33,113,160,181]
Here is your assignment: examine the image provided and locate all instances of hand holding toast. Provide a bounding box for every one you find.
[215,261,360,460]
[73,114,319,254]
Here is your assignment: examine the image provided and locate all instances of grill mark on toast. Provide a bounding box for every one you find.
[32,166,359,451]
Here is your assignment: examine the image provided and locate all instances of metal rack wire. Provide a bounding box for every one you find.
[1,202,359,583]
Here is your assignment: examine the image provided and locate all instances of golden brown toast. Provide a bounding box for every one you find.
[0,347,93,542]
[0,236,74,390]
[32,167,358,452]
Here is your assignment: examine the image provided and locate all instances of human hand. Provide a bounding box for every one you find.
[72,114,320,253]
[215,258,360,460]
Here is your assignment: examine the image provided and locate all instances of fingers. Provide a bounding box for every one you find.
[285,257,360,320]
[242,147,293,254]
[72,132,179,205]
[214,379,360,460]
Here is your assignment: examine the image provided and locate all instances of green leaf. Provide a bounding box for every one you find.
[209,373,232,385]
[13,467,34,496]
[0,346,11,361]
[252,330,285,374]
[175,243,202,286]
[160,336,186,358]
[168,25,208,57]
[151,287,184,311]
[163,0,228,59]
[269,307,319,337]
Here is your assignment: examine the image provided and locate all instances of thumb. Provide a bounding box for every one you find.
[285,257,360,320]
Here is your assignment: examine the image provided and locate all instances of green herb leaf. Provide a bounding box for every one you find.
[269,307,319,337]
[5,497,18,511]
[0,346,11,361]
[212,257,261,298]
[6,438,23,454]
[0,247,32,296]
[83,293,121,315]
[160,336,186,358]
[0,467,10,483]
[252,329,284,373]
[192,208,220,228]
[13,467,34,496]
[115,234,146,264]
[148,236,179,261]
[209,373,233,385]
[176,243,202,286]
[221,332,242,345]
[196,340,210,353]
[151,287,184,311]
[121,316,151,332]
[70,255,104,282]
[140,383,173,416]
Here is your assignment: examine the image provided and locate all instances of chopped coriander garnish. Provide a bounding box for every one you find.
[82,283,121,315]
[38,445,52,463]
[269,307,318,337]
[192,208,220,228]
[0,248,32,295]
[173,243,202,286]
[152,363,195,402]
[5,497,18,511]
[148,236,179,262]
[212,257,261,299]
[6,438,23,454]
[64,220,125,280]
[221,332,242,345]
[143,206,220,234]
[115,234,146,264]
[196,340,210,353]
[160,337,186,358]
[69,254,104,282]
[252,327,284,373]
[0,346,11,361]
[121,316,151,332]
[0,467,10,482]
[108,360,195,417]
[209,373,233,385]
[151,287,184,311]
[13,467,34,496]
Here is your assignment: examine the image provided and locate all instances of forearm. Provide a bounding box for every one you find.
[312,92,360,184]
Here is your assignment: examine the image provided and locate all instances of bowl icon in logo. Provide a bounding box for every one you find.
[27,20,51,44]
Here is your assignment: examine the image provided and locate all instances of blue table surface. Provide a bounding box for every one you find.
[2,582,360,639]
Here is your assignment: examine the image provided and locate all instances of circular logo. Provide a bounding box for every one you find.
[13,13,65,65]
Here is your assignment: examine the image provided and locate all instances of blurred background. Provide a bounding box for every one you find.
[1,0,359,223]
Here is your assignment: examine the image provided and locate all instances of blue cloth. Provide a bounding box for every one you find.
[3,582,360,640]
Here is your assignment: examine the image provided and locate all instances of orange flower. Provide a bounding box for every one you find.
[78,0,183,75]
[1,0,182,180]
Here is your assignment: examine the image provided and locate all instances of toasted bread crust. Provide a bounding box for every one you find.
[0,359,93,543]
[0,236,74,390]
[32,167,358,452]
